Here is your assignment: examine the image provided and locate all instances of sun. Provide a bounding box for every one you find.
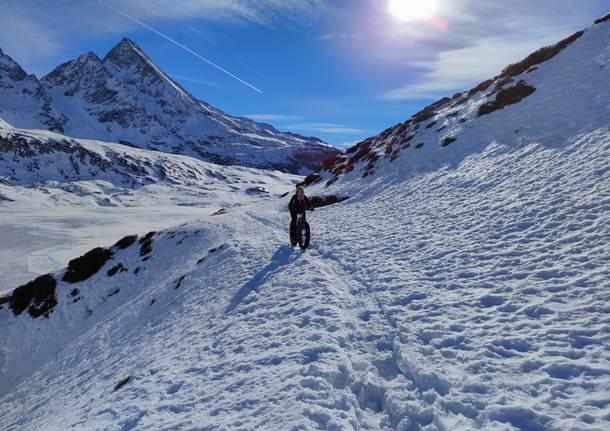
[387,0,439,22]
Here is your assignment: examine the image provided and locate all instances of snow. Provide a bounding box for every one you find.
[0,206,210,295]
[0,125,301,292]
[1,126,608,430]
[0,13,609,431]
[312,19,610,194]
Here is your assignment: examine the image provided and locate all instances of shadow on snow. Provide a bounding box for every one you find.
[225,245,297,313]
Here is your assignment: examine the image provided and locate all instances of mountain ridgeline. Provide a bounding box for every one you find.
[0,38,338,174]
[306,13,610,191]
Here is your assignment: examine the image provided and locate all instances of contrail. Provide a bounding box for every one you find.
[96,0,263,94]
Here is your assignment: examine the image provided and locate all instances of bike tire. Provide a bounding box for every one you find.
[298,220,310,250]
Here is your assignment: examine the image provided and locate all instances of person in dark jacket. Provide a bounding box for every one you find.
[289,186,310,243]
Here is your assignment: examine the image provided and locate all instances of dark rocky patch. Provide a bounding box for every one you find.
[594,13,610,24]
[300,173,322,187]
[468,79,494,97]
[175,275,186,289]
[108,287,120,297]
[309,195,348,209]
[501,31,583,78]
[114,235,137,249]
[415,143,425,149]
[208,244,224,253]
[107,263,127,277]
[442,137,457,147]
[70,288,81,303]
[426,121,437,129]
[9,274,57,318]
[212,208,227,216]
[114,376,131,391]
[139,231,155,256]
[63,248,113,283]
[478,81,536,117]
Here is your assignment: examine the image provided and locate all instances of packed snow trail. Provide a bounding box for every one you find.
[1,128,608,430]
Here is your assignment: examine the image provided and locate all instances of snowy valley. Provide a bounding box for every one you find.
[1,11,609,431]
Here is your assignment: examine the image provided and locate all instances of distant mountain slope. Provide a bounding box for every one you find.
[307,14,610,193]
[0,49,66,132]
[0,39,338,174]
[0,123,299,207]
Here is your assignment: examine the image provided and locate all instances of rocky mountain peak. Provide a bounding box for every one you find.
[0,49,27,82]
[42,51,110,92]
[0,38,338,173]
[103,37,143,65]
[103,37,160,77]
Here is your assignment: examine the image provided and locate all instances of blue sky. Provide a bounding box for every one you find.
[1,0,608,147]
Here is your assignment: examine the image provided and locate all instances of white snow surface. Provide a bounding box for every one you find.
[0,125,300,291]
[0,127,608,430]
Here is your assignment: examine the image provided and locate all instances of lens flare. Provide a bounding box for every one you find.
[387,0,439,22]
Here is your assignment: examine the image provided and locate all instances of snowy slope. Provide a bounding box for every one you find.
[0,124,299,208]
[0,127,608,430]
[0,123,301,290]
[1,13,609,431]
[307,15,610,195]
[0,39,338,174]
[0,49,66,132]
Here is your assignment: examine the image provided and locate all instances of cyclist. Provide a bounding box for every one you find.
[289,186,311,245]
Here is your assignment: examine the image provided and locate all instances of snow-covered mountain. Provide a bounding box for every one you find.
[306,14,610,195]
[0,38,338,174]
[0,123,299,207]
[0,49,67,132]
[1,14,609,431]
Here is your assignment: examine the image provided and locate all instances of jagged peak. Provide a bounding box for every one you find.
[103,37,151,68]
[42,51,108,85]
[103,37,196,102]
[0,48,28,81]
[77,51,103,64]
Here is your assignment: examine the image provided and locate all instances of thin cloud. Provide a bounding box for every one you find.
[0,0,330,69]
[245,114,304,122]
[0,7,64,74]
[172,74,223,88]
[381,35,561,100]
[286,122,367,135]
[316,32,360,41]
[335,0,605,101]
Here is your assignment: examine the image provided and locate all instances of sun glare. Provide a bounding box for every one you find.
[387,0,439,22]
